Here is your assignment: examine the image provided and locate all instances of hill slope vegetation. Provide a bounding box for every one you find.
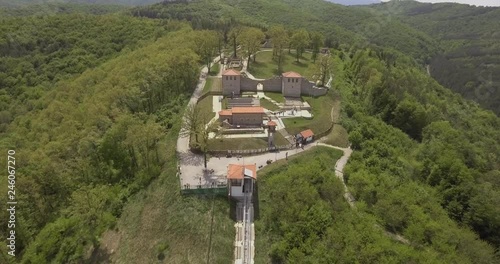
[0,0,498,262]
[374,0,500,114]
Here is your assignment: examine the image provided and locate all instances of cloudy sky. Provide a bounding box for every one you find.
[381,0,500,6]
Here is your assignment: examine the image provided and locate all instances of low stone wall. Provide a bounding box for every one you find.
[281,105,312,111]
[228,98,255,103]
[197,90,223,102]
[221,128,265,134]
[180,186,227,196]
[208,144,293,156]
[262,77,282,92]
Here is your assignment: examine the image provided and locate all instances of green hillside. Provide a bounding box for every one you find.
[0,3,126,17]
[0,0,498,263]
[0,0,163,7]
[133,0,440,64]
[374,0,500,114]
[0,13,233,263]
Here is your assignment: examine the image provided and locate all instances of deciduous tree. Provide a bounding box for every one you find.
[269,25,289,73]
[310,31,324,63]
[194,30,218,73]
[290,29,310,62]
[238,27,265,69]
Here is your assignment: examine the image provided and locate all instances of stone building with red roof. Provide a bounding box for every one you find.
[221,69,323,98]
[222,69,242,96]
[281,71,303,97]
[218,106,266,127]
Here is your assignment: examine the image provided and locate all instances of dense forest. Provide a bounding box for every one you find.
[131,0,440,64]
[0,0,164,7]
[0,3,126,17]
[374,0,500,115]
[337,47,499,262]
[0,6,222,262]
[254,23,500,264]
[0,0,499,263]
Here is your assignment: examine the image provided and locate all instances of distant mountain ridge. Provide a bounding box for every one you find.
[374,0,500,114]
[325,0,381,5]
[0,0,164,7]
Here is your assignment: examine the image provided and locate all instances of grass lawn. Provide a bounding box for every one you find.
[283,93,338,136]
[189,96,216,147]
[221,97,228,109]
[208,133,288,151]
[101,130,235,264]
[260,98,280,111]
[274,132,289,145]
[323,125,349,147]
[196,95,215,123]
[202,78,214,93]
[321,96,348,147]
[248,50,317,80]
[264,92,285,103]
[209,62,220,76]
[202,77,222,93]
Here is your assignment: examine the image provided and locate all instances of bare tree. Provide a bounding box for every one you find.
[180,104,201,144]
[195,113,220,168]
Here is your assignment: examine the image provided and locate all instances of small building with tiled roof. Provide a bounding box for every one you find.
[218,106,266,127]
[282,71,303,98]
[227,164,257,198]
[296,129,314,145]
[222,69,242,96]
[265,120,277,132]
[266,120,277,127]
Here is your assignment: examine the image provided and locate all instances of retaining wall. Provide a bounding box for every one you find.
[197,90,223,102]
[301,79,328,97]
[208,145,293,156]
[180,186,228,196]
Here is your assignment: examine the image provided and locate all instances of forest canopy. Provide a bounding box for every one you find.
[0,14,205,262]
[0,0,499,263]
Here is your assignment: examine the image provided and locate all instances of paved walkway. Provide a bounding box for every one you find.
[316,143,355,206]
[206,65,224,128]
[208,142,319,177]
[177,55,225,188]
[206,95,223,129]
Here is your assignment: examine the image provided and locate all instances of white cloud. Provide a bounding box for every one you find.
[381,0,500,7]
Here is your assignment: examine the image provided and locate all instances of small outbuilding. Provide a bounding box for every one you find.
[296,129,314,145]
[227,164,257,198]
[265,120,277,132]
